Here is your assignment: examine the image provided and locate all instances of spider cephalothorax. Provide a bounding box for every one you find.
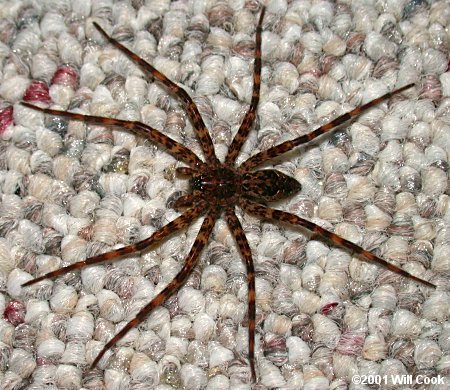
[20,5,435,384]
[190,167,241,206]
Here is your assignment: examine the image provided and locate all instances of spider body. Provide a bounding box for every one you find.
[190,167,240,206]
[187,167,301,207]
[20,5,436,385]
[241,170,302,203]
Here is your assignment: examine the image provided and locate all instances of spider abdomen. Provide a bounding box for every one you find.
[242,170,301,202]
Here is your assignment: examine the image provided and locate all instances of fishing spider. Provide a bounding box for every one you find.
[22,5,434,384]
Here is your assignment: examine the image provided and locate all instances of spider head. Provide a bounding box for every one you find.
[189,167,240,207]
[242,169,301,203]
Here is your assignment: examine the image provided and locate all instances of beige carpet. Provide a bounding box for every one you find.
[0,0,448,388]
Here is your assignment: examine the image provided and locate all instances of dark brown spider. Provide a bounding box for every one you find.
[21,6,435,383]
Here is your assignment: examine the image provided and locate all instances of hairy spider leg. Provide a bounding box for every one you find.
[225,209,257,382]
[92,22,218,164]
[22,202,206,287]
[21,102,202,168]
[240,199,435,288]
[90,207,218,368]
[240,83,415,171]
[224,7,265,166]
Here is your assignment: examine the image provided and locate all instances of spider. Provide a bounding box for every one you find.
[21,5,435,384]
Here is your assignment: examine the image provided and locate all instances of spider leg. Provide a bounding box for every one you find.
[240,84,414,171]
[240,199,435,288]
[92,22,218,164]
[224,7,265,166]
[21,102,202,168]
[22,201,207,287]
[90,206,218,368]
[225,208,257,382]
